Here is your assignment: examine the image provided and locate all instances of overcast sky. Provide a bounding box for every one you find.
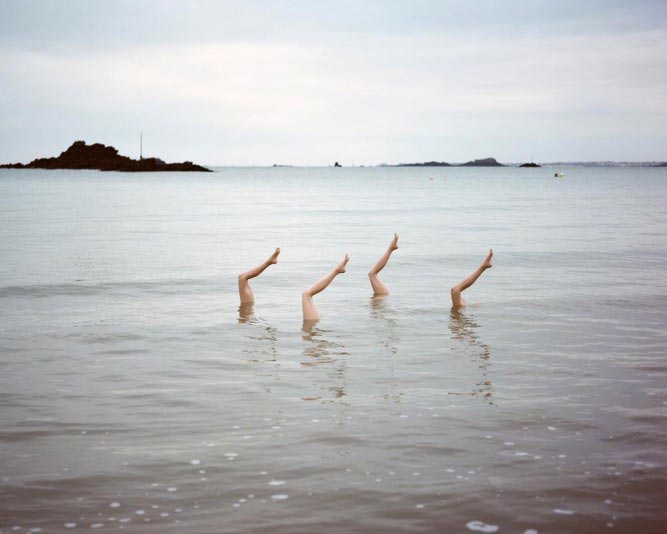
[1,0,665,165]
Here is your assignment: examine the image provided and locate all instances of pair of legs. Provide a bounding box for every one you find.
[236,246,350,324]
[302,233,398,325]
[367,235,493,307]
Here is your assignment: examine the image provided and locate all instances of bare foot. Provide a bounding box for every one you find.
[336,253,350,274]
[267,247,280,265]
[390,233,399,251]
[482,249,493,269]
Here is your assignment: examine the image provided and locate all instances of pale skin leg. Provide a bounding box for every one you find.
[451,249,493,308]
[369,233,398,296]
[238,248,280,305]
[302,254,349,323]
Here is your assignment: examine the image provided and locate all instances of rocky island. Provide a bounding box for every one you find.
[0,141,212,172]
[519,162,541,168]
[460,157,503,167]
[397,161,451,167]
[389,157,504,167]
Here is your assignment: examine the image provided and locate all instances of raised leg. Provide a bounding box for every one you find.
[238,248,280,305]
[451,249,493,308]
[369,233,398,296]
[302,254,349,322]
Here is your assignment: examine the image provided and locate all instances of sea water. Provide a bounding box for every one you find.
[0,166,665,532]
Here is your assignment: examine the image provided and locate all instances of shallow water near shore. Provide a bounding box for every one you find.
[1,165,666,533]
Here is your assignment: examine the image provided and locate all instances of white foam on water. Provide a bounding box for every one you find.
[548,426,556,431]
[554,508,574,515]
[233,503,240,508]
[119,518,130,523]
[135,510,145,515]
[90,524,104,529]
[524,530,538,534]
[167,487,178,492]
[110,502,120,508]
[29,529,42,533]
[199,469,205,474]
[312,419,319,423]
[271,494,289,500]
[190,459,201,465]
[64,523,76,529]
[466,520,498,532]
[504,442,514,446]
[416,504,424,509]
[224,453,238,459]
[269,480,286,486]
[160,513,169,517]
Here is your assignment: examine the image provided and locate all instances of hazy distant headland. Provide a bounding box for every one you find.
[395,157,503,167]
[386,158,666,168]
[0,141,212,172]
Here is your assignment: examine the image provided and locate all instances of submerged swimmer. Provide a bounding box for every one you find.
[238,247,281,305]
[302,253,349,324]
[450,249,493,308]
[368,233,399,296]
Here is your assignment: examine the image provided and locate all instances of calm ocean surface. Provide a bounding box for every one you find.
[0,166,665,533]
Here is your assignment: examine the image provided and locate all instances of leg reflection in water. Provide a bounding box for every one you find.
[370,297,403,402]
[301,324,349,401]
[449,308,493,403]
[238,305,278,364]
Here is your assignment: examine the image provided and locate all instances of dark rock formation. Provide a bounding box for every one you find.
[334,161,342,167]
[519,162,541,168]
[397,161,451,167]
[0,141,211,172]
[460,157,503,167]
